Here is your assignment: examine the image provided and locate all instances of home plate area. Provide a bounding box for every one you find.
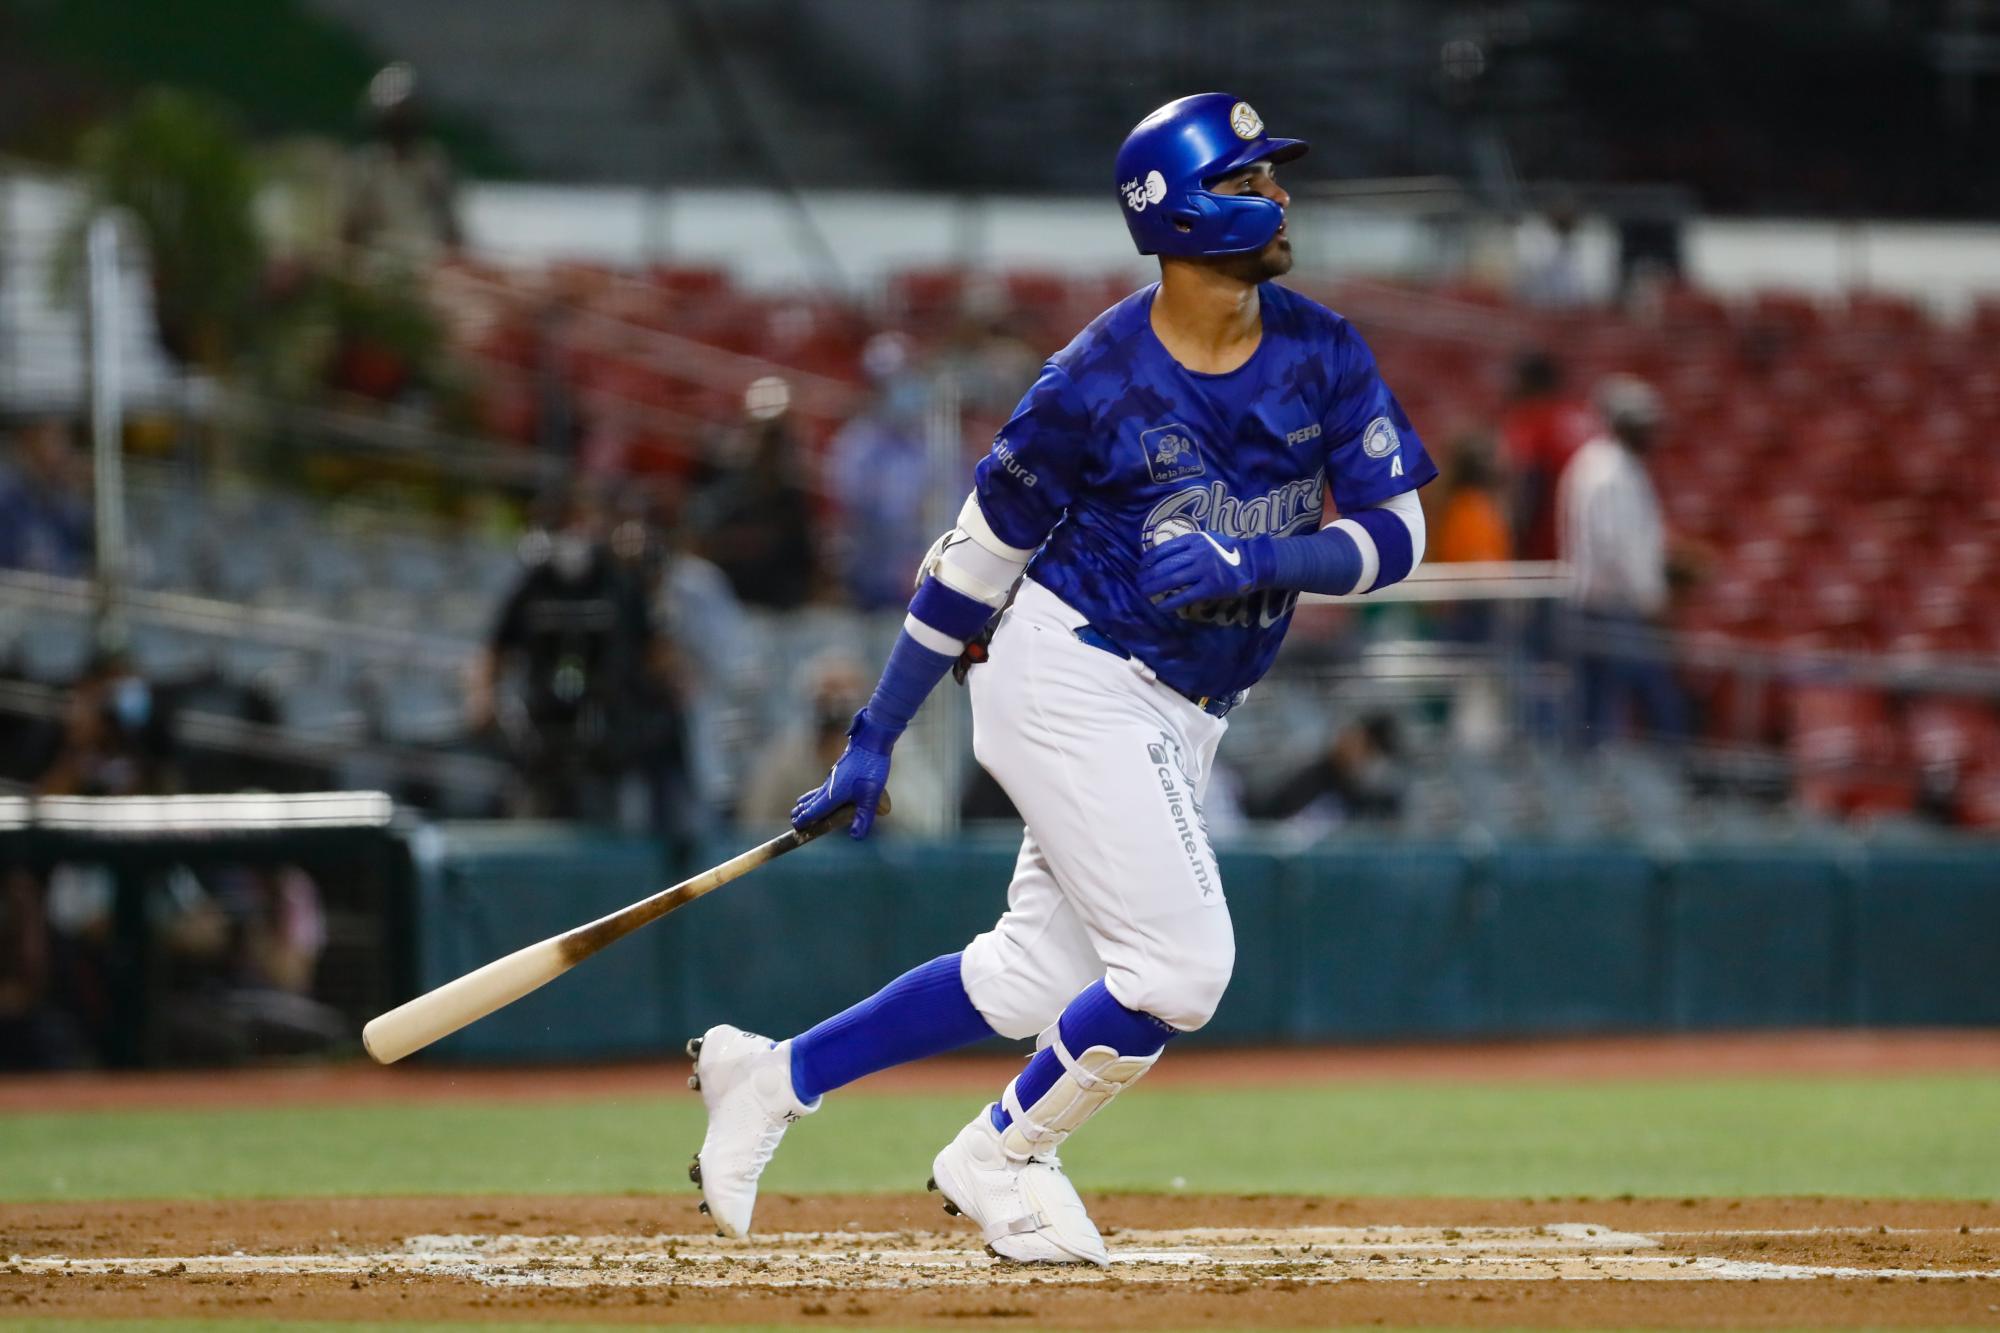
[19,1222,2000,1289]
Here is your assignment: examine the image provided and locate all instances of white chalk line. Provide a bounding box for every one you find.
[11,1223,1999,1290]
[1644,1225,2000,1237]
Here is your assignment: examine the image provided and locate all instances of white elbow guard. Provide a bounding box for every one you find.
[915,492,1035,608]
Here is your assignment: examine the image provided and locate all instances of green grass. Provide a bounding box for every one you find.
[3,1074,1996,1202]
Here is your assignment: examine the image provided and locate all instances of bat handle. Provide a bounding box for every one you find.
[793,790,891,843]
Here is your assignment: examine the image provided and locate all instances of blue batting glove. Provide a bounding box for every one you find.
[1137,530,1277,612]
[790,709,898,840]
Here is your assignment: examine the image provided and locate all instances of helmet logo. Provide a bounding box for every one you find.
[1229,101,1264,140]
[1120,169,1169,212]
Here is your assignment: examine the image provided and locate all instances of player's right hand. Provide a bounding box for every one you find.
[790,709,897,840]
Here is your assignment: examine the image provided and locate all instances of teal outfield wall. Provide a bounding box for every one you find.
[404,827,2000,1062]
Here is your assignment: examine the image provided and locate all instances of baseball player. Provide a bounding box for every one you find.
[687,93,1435,1265]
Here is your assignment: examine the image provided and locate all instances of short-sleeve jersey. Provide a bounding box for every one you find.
[972,282,1436,702]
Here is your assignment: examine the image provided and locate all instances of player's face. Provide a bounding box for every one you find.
[1210,162,1294,280]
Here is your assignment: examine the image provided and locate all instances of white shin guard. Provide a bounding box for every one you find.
[996,1024,1160,1163]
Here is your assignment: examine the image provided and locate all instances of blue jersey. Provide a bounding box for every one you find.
[972,282,1437,702]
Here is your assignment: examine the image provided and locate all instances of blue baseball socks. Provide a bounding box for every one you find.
[788,952,996,1102]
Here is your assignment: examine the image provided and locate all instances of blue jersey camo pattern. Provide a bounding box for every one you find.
[973,282,1437,702]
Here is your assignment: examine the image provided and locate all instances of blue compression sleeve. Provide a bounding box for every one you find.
[790,952,995,1102]
[990,980,1175,1132]
[863,629,956,736]
[1349,506,1417,588]
[1266,525,1366,596]
[861,575,991,738]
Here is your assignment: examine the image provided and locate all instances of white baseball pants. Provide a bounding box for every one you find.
[959,578,1233,1037]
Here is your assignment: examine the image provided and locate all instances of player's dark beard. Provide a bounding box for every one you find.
[1205,236,1293,284]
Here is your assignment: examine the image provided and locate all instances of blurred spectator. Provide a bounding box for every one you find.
[471,489,685,827]
[1558,376,1688,745]
[36,651,179,797]
[1432,437,1512,564]
[530,298,583,461]
[152,865,346,1063]
[646,495,755,817]
[942,312,1042,418]
[0,413,92,576]
[692,381,822,610]
[737,653,942,834]
[0,869,86,1070]
[342,62,462,266]
[1429,436,1513,644]
[226,865,328,997]
[1498,351,1597,562]
[1514,199,1590,309]
[828,333,936,609]
[1245,714,1406,827]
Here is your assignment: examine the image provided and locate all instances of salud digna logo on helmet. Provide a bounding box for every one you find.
[1120,170,1169,213]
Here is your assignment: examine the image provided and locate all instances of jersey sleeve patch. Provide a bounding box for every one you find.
[1361,416,1400,458]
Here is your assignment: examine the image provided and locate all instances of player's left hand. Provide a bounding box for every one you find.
[1139,529,1277,612]
[790,709,897,839]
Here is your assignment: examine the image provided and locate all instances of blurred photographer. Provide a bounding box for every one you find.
[470,488,683,827]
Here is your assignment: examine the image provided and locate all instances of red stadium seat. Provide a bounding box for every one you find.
[1788,685,1913,818]
[645,265,731,301]
[1657,283,1733,332]
[1844,291,1927,335]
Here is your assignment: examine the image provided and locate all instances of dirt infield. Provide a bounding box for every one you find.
[5,1194,1998,1327]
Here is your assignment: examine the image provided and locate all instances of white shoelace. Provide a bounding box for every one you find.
[745,1107,794,1174]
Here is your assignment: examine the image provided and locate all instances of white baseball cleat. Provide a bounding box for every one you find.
[685,1024,816,1237]
[927,1107,1109,1266]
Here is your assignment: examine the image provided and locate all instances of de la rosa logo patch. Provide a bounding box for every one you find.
[1141,423,1207,483]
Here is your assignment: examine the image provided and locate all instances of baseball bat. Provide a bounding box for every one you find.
[361,799,880,1064]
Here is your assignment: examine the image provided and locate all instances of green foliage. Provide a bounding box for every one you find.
[73,86,263,367]
[65,85,463,410]
[1,1074,1995,1203]
[4,0,512,174]
[255,263,466,413]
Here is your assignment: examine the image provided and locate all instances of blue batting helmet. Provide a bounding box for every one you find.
[1114,93,1308,258]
